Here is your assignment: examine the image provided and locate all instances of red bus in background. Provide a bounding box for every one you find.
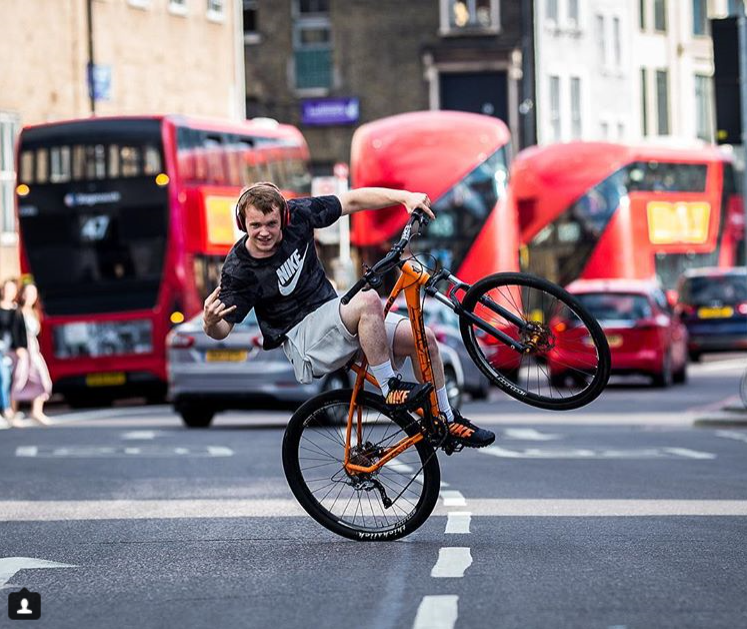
[15,115,310,405]
[351,110,522,378]
[512,142,744,291]
[350,110,519,284]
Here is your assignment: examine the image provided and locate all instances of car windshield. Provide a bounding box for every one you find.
[575,293,653,322]
[680,275,747,304]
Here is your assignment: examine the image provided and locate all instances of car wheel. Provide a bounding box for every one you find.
[321,371,349,394]
[673,360,688,384]
[652,352,673,388]
[688,350,702,363]
[178,405,215,428]
[444,366,462,411]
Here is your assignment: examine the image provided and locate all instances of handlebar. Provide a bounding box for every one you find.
[341,208,430,305]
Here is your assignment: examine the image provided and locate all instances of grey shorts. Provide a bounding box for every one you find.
[282,295,407,384]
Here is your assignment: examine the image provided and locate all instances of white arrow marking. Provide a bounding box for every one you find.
[431,547,472,578]
[413,595,459,629]
[0,557,78,589]
[504,428,561,441]
[121,431,159,440]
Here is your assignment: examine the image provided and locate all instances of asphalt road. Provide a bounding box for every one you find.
[0,356,745,629]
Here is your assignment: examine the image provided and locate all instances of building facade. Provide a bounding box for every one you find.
[0,0,244,279]
[243,0,533,174]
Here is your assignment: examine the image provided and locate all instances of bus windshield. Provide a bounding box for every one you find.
[17,119,168,316]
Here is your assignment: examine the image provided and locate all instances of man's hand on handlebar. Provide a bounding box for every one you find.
[401,192,435,221]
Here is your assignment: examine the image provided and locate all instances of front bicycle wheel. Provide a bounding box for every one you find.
[282,389,441,541]
[459,272,611,411]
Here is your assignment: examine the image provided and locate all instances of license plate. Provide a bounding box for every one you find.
[86,372,126,387]
[206,350,248,362]
[697,306,734,319]
[605,334,623,348]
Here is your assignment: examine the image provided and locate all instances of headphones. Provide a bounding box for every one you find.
[235,182,290,232]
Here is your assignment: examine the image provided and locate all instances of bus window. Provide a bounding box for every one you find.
[35,148,49,183]
[20,150,34,184]
[193,254,224,302]
[628,162,707,192]
[93,144,106,179]
[108,145,121,178]
[120,146,141,177]
[50,146,71,183]
[204,136,227,184]
[143,146,162,175]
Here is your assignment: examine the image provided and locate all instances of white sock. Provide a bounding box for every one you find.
[370,360,396,396]
[436,386,455,422]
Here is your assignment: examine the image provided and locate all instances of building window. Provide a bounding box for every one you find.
[207,0,224,20]
[728,0,743,15]
[613,16,621,67]
[596,14,606,67]
[641,68,649,136]
[547,0,558,23]
[169,0,187,14]
[640,0,646,29]
[692,0,707,35]
[695,74,713,141]
[127,0,150,8]
[654,0,666,32]
[293,0,332,91]
[601,120,609,138]
[570,77,582,139]
[441,0,499,33]
[243,0,258,42]
[568,0,579,25]
[549,75,561,142]
[656,69,669,135]
[0,113,19,235]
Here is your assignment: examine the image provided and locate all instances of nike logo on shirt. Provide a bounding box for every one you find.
[276,245,309,296]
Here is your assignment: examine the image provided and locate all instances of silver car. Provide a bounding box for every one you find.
[167,309,467,428]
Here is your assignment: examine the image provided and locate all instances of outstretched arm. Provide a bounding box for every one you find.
[338,187,435,219]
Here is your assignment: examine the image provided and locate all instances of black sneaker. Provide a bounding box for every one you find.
[448,410,495,448]
[384,376,433,411]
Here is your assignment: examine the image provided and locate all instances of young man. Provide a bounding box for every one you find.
[203,182,494,447]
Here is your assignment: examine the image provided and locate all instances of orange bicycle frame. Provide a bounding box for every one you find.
[342,260,442,475]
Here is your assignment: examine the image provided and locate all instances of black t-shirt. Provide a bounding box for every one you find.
[219,195,342,349]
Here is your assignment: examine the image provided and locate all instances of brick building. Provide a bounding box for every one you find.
[243,0,534,174]
[0,0,244,279]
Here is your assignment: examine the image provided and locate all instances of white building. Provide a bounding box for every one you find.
[534,0,745,145]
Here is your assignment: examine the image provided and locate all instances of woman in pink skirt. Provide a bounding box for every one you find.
[12,283,52,425]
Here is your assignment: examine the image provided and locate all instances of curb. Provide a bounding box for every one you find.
[693,412,747,428]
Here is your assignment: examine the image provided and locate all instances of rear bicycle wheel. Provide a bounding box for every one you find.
[282,389,441,541]
[459,272,611,411]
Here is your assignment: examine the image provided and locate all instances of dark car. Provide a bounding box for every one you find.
[549,279,688,387]
[676,267,747,361]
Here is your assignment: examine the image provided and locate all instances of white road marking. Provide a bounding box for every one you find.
[13,446,234,458]
[504,428,560,441]
[716,430,747,443]
[0,557,78,589]
[431,547,472,578]
[693,358,747,372]
[15,447,38,457]
[662,448,716,459]
[481,446,715,459]
[445,512,471,534]
[440,491,466,507]
[413,595,459,629]
[3,499,746,523]
[121,431,159,440]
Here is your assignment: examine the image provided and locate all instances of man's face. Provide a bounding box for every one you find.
[244,205,283,257]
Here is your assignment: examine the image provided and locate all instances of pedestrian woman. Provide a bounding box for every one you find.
[12,282,52,426]
[0,279,27,426]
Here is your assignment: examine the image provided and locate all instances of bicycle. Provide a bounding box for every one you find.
[282,209,612,540]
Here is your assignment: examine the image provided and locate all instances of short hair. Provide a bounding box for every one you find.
[235,182,288,231]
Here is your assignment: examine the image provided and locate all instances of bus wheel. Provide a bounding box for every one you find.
[178,405,215,428]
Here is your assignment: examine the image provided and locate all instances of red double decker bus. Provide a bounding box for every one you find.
[350,110,519,283]
[15,115,310,405]
[512,142,743,291]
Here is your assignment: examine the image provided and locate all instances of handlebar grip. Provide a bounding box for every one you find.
[341,276,368,305]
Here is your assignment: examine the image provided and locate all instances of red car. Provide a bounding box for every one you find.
[548,279,688,388]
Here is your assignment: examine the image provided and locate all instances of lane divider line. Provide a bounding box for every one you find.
[431,547,472,578]
[413,595,459,629]
[445,512,472,534]
[440,491,466,507]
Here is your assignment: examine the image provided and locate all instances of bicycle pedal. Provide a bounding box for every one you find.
[441,438,464,456]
